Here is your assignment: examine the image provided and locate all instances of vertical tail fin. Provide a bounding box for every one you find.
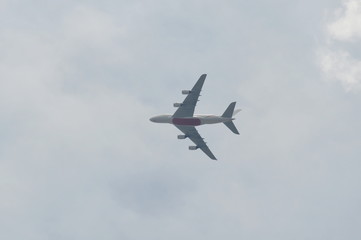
[222,102,236,118]
[222,102,240,135]
[233,109,242,116]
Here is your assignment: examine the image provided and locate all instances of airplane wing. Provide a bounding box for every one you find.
[172,74,207,118]
[175,125,217,160]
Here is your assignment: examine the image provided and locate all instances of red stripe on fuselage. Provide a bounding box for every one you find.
[172,118,201,126]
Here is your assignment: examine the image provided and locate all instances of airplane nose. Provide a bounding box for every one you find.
[149,117,156,122]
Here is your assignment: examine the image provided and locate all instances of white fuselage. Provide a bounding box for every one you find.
[149,114,234,126]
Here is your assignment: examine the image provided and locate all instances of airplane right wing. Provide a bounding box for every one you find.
[175,125,217,160]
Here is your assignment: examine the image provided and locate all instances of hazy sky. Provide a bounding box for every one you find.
[1,0,361,239]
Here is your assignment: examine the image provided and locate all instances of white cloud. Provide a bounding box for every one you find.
[318,48,361,91]
[0,5,161,239]
[318,0,361,92]
[328,0,361,41]
[62,5,123,48]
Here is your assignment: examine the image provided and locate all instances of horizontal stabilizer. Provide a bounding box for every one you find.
[223,121,239,135]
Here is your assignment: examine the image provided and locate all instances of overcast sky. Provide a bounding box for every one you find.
[1,0,361,239]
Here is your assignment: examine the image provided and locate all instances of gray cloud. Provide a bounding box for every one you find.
[1,1,361,240]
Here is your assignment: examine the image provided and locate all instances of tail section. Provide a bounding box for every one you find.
[222,102,240,135]
[222,102,236,118]
[233,109,242,116]
[224,121,239,134]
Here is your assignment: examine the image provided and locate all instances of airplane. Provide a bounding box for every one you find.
[149,74,240,160]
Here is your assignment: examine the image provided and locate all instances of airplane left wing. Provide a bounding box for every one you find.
[172,74,206,118]
[175,125,217,160]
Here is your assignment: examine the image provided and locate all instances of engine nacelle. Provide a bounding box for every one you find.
[177,135,187,139]
[182,90,191,95]
[189,146,198,150]
[173,103,183,107]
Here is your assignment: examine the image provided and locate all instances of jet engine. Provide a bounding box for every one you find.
[189,146,198,150]
[182,90,191,95]
[173,103,183,107]
[177,135,187,139]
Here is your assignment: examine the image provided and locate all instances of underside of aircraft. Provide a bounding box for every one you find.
[150,74,240,160]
